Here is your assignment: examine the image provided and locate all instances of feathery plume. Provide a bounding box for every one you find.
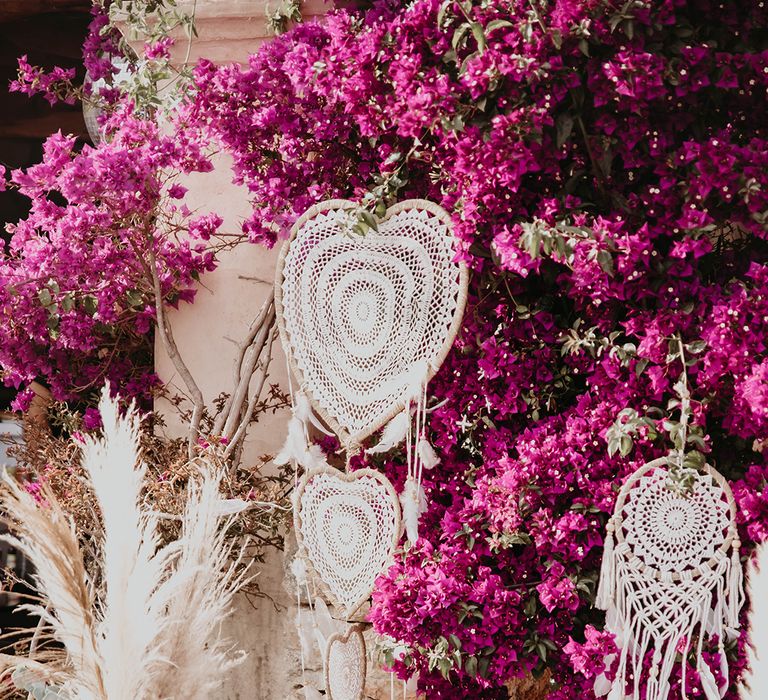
[0,387,249,699]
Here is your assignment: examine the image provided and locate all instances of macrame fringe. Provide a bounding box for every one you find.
[597,546,742,700]
[596,518,615,611]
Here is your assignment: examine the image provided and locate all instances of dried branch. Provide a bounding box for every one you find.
[146,246,206,459]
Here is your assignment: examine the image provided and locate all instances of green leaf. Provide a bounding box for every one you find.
[452,23,471,53]
[60,293,75,313]
[437,1,452,28]
[83,295,98,316]
[485,19,513,34]
[465,655,478,677]
[38,288,53,308]
[524,596,537,617]
[597,249,615,276]
[359,210,379,232]
[470,22,486,53]
[478,657,490,678]
[126,289,144,308]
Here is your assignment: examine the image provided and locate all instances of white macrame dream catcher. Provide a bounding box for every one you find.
[325,625,367,700]
[277,198,468,553]
[278,199,467,697]
[294,466,402,619]
[275,198,468,453]
[596,458,744,700]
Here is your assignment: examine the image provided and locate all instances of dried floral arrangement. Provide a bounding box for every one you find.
[0,391,259,700]
[6,397,292,600]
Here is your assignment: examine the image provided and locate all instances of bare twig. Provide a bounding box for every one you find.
[147,246,205,458]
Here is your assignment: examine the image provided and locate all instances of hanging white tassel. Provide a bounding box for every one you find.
[367,410,410,455]
[698,658,720,700]
[417,436,440,470]
[400,476,427,545]
[596,518,616,610]
[727,537,744,634]
[274,414,309,466]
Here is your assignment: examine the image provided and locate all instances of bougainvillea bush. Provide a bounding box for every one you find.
[187,0,768,697]
[4,0,768,696]
[0,113,219,409]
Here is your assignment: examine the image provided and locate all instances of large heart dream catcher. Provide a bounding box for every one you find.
[276,199,468,449]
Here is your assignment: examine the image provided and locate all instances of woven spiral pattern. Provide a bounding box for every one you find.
[277,200,466,445]
[621,468,731,573]
[325,626,366,700]
[295,468,401,618]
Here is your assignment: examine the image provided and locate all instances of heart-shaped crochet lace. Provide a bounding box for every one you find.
[276,199,467,448]
[294,467,401,619]
[325,625,367,700]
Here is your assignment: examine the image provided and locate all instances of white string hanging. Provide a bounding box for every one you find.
[596,457,744,700]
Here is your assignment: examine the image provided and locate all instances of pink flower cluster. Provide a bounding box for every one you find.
[0,110,219,404]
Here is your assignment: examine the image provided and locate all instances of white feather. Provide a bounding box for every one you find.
[399,477,427,545]
[405,359,429,404]
[417,437,441,469]
[291,556,308,586]
[274,414,309,466]
[742,544,768,699]
[294,391,334,436]
[367,410,410,455]
[274,414,330,470]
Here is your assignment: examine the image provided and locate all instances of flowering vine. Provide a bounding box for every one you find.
[3,0,768,696]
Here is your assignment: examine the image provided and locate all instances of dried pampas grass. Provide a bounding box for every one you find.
[742,543,768,699]
[0,388,250,700]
